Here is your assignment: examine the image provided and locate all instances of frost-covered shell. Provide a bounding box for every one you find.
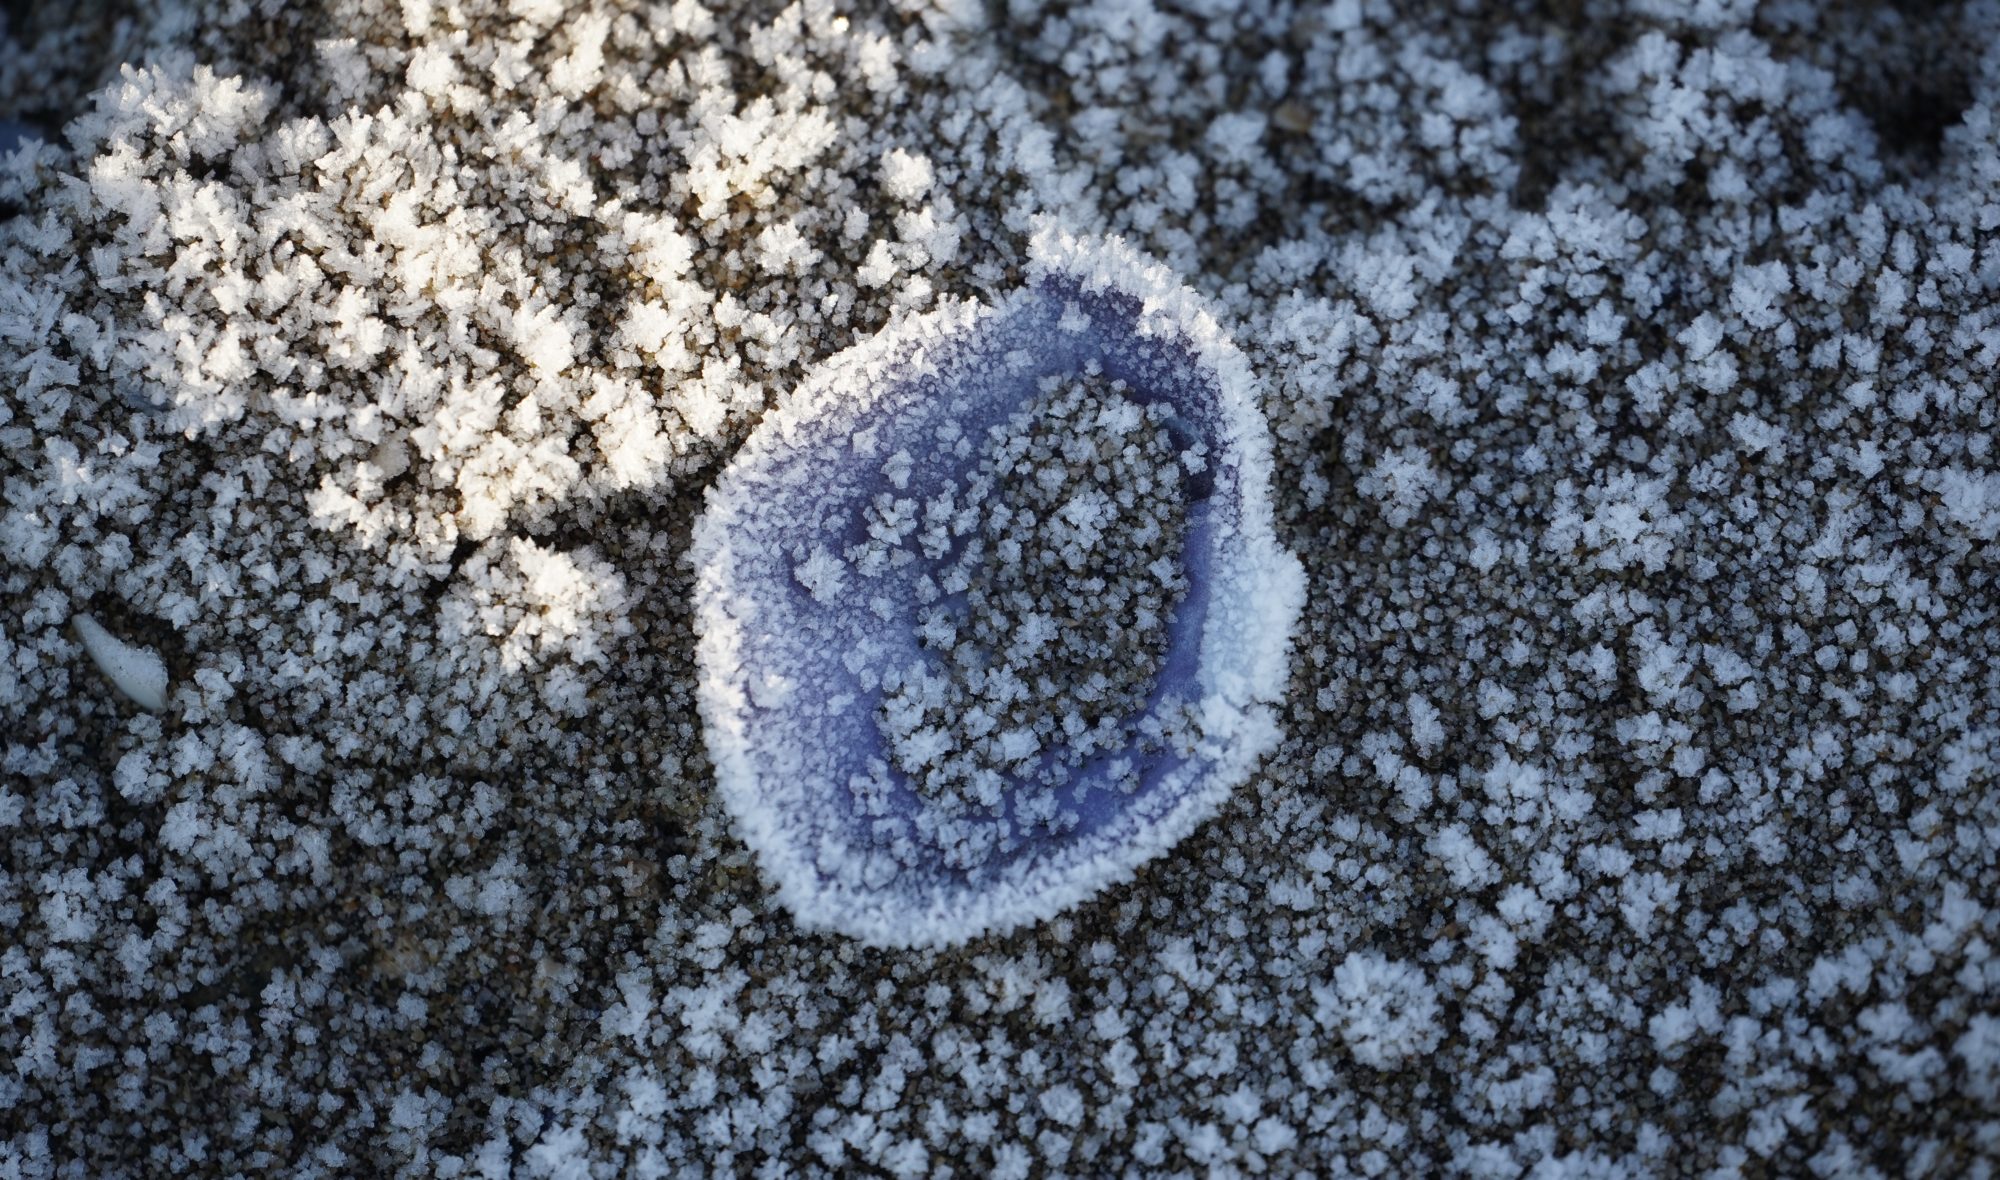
[690,228,1304,947]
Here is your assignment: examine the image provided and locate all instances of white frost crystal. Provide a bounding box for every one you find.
[692,228,1304,946]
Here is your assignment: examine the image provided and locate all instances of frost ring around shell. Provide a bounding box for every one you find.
[691,228,1305,947]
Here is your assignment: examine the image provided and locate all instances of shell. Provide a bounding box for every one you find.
[690,227,1304,946]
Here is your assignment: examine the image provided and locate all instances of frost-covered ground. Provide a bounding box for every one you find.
[4,0,2000,1174]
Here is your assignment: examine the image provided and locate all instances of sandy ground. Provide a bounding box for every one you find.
[3,0,1999,1175]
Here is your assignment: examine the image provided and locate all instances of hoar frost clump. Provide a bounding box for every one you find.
[872,371,1201,862]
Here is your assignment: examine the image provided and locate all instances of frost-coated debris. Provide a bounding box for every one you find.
[692,230,1303,945]
[4,0,2000,1175]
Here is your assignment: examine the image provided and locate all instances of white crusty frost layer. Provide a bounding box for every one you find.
[692,228,1305,946]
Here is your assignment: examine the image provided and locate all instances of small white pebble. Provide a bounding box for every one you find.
[73,613,169,711]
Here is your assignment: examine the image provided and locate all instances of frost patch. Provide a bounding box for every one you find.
[690,228,1304,946]
[1313,952,1445,1069]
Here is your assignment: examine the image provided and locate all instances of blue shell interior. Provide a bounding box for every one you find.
[730,274,1247,893]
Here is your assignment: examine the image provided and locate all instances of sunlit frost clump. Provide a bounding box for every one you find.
[691,227,1304,946]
